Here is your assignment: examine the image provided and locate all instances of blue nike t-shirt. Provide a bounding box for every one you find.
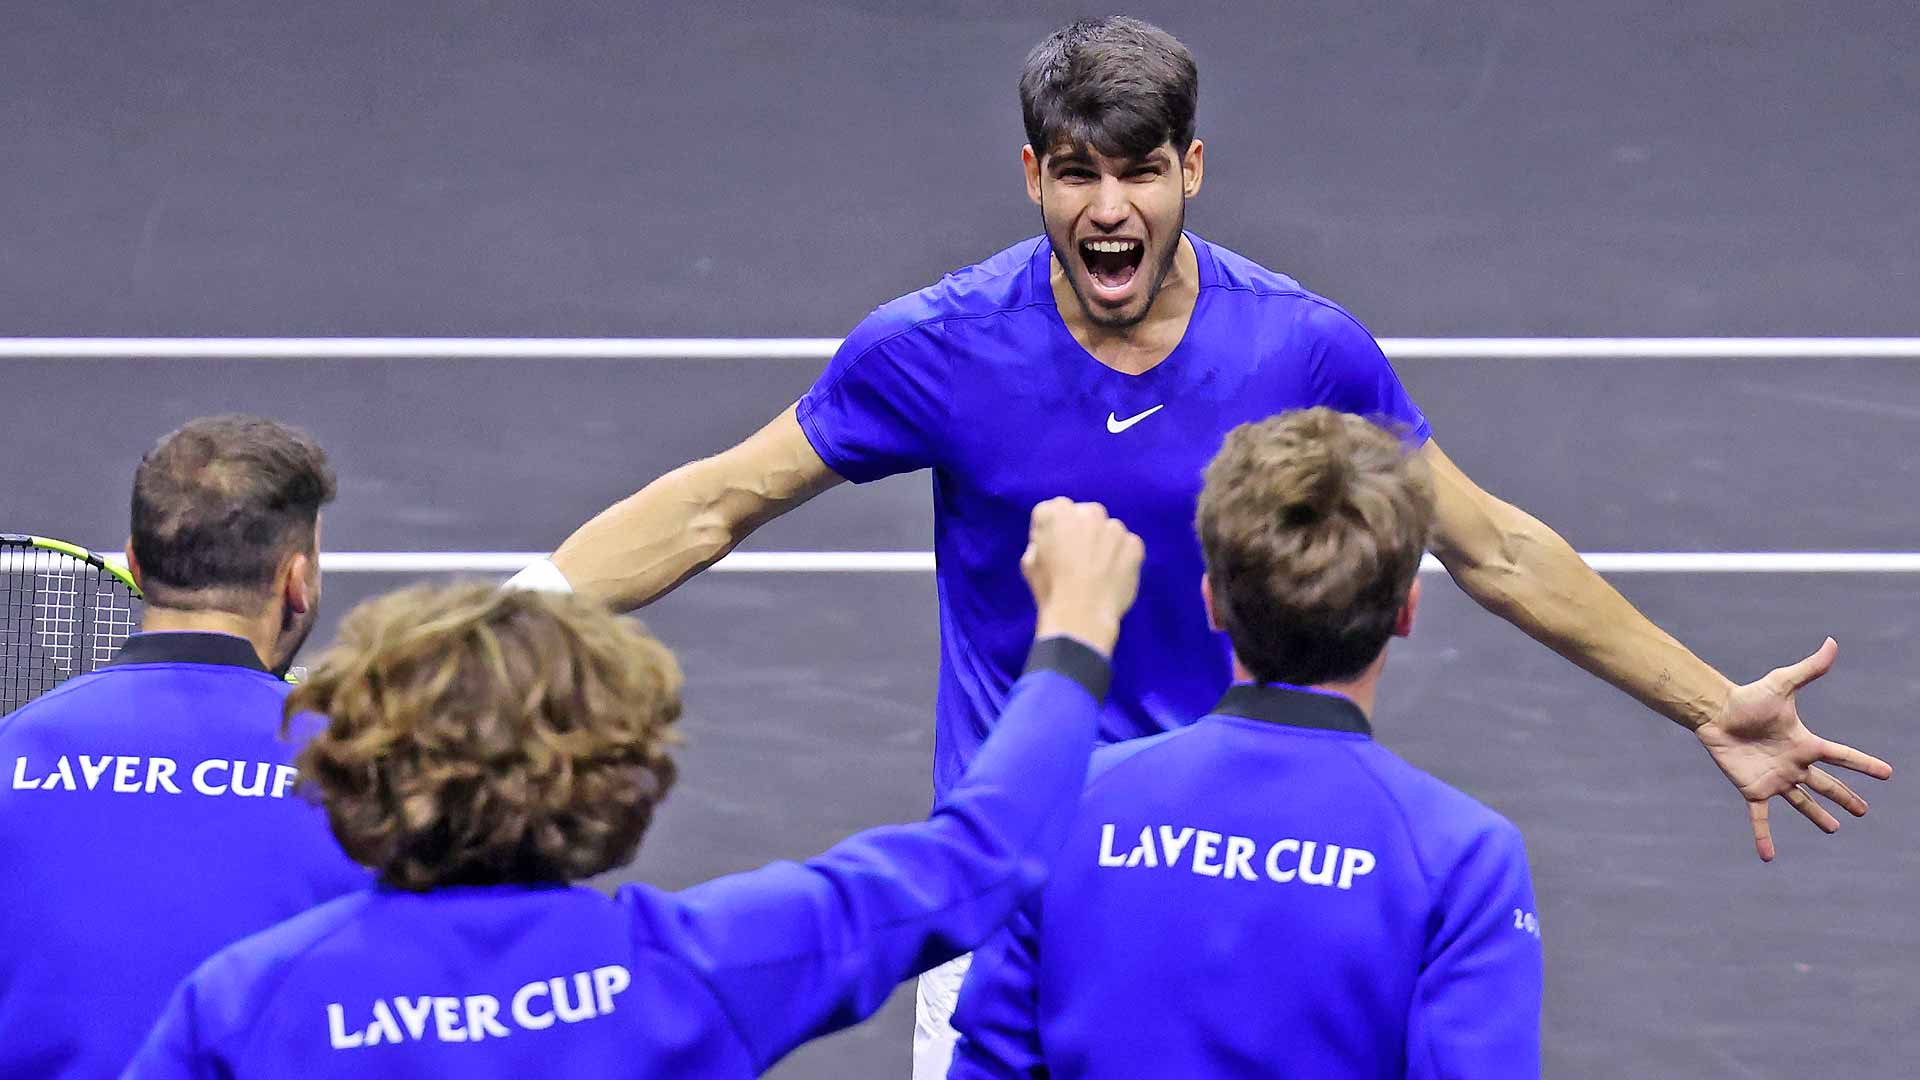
[797,234,1430,797]
[0,632,367,1078]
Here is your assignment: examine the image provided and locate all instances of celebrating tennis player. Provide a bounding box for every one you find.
[126,500,1138,1078]
[0,415,365,1078]
[510,16,1891,1073]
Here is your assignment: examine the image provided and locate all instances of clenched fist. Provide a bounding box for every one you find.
[1022,497,1145,656]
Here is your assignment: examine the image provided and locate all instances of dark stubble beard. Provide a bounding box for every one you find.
[1048,198,1186,331]
[269,594,318,677]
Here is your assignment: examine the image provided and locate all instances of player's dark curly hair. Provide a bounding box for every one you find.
[130,414,334,611]
[1019,16,1199,160]
[1196,409,1433,685]
[285,584,682,891]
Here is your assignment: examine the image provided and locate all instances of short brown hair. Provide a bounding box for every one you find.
[1020,16,1199,159]
[130,414,335,611]
[1195,409,1433,685]
[286,584,682,891]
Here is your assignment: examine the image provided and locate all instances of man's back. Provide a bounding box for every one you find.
[123,628,1125,1079]
[0,632,366,1077]
[952,684,1542,1078]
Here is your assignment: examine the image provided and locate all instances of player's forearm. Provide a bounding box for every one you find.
[688,642,1109,1067]
[543,405,839,612]
[550,458,764,612]
[1438,499,1732,732]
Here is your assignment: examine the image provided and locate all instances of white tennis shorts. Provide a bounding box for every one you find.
[911,952,972,1079]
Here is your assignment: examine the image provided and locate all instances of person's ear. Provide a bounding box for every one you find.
[281,550,316,616]
[1022,144,1044,206]
[1393,579,1422,638]
[1202,574,1222,632]
[1181,138,1205,198]
[123,541,145,594]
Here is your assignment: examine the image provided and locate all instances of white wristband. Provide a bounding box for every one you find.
[503,557,574,594]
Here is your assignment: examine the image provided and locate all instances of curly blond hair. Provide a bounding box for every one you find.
[285,583,682,890]
[1195,408,1433,685]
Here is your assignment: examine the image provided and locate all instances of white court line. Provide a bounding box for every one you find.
[5,337,1920,360]
[76,551,1920,575]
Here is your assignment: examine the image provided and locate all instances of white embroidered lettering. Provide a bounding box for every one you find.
[330,967,639,1049]
[146,757,180,794]
[230,761,271,798]
[551,973,596,1023]
[1123,826,1158,868]
[1224,835,1259,881]
[1265,839,1300,883]
[1083,823,1378,890]
[591,965,631,1014]
[465,994,510,1040]
[192,759,229,795]
[1158,826,1195,865]
[1337,847,1376,889]
[365,1000,403,1046]
[432,997,466,1042]
[79,755,113,790]
[9,755,303,799]
[394,997,433,1041]
[1299,842,1340,886]
[1191,830,1223,876]
[512,980,553,1030]
[326,1003,365,1049]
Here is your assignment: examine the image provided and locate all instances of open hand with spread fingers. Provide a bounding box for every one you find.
[1693,637,1894,862]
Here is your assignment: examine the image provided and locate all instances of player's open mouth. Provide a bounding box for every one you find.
[1079,238,1145,298]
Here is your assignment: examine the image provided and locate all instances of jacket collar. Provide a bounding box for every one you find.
[1210,682,1372,737]
[108,631,270,673]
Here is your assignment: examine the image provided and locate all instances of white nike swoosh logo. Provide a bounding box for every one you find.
[1106,404,1165,434]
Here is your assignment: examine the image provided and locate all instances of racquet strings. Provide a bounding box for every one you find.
[1,540,142,713]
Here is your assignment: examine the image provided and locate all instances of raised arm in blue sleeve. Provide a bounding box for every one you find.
[948,904,1047,1079]
[636,637,1110,1074]
[1407,822,1543,1080]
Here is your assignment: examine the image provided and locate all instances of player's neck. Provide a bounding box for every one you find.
[1230,652,1385,719]
[1052,234,1199,376]
[141,606,275,668]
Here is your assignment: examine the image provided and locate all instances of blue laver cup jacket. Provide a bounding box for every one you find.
[123,638,1111,1078]
[795,232,1430,801]
[0,632,368,1079]
[950,683,1544,1079]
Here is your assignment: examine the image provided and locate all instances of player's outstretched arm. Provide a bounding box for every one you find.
[1421,440,1892,860]
[529,404,842,611]
[643,500,1141,1073]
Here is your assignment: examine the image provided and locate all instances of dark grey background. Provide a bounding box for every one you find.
[4,1,1918,337]
[5,2,1918,1078]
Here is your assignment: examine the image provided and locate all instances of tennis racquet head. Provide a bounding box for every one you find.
[1,533,143,714]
